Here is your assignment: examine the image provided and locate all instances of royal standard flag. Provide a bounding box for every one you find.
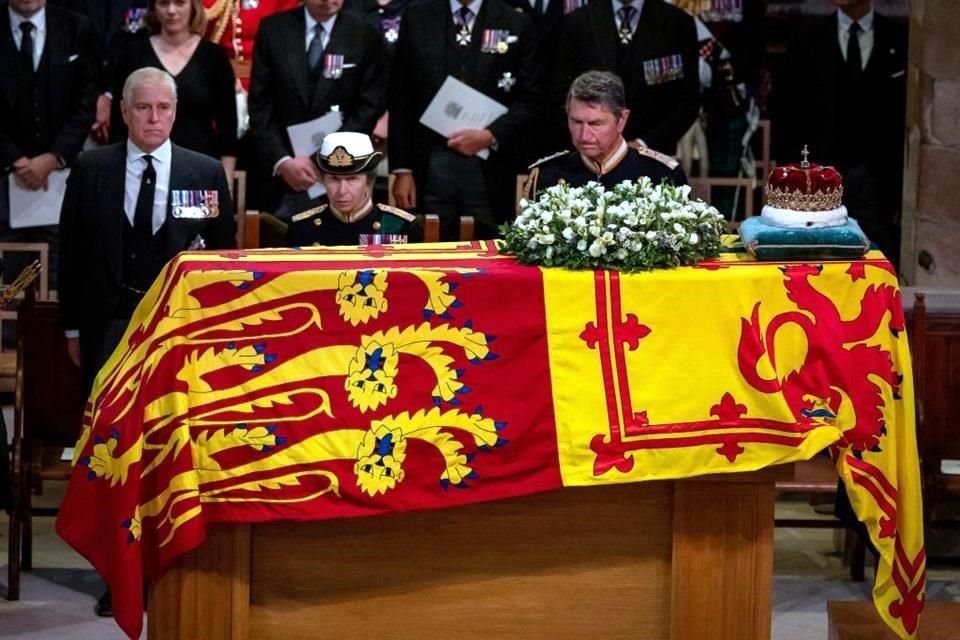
[56,241,923,639]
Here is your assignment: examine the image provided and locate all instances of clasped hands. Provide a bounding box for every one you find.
[12,153,60,191]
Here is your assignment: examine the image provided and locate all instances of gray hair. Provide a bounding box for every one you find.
[122,67,178,105]
[566,71,627,117]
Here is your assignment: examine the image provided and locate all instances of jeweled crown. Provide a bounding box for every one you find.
[764,146,844,212]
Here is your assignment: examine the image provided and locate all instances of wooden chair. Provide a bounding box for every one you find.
[689,176,758,224]
[755,118,774,179]
[232,169,248,249]
[6,287,85,601]
[387,174,476,241]
[828,600,960,639]
[243,211,261,249]
[909,290,960,528]
[516,173,530,217]
[0,243,50,393]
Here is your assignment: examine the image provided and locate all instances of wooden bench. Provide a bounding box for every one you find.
[828,601,960,639]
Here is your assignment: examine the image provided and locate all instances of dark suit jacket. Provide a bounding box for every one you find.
[775,13,907,216]
[388,0,543,213]
[0,4,97,170]
[58,142,235,372]
[49,0,149,92]
[249,7,386,172]
[551,0,699,154]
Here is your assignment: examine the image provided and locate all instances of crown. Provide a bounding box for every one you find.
[764,146,844,212]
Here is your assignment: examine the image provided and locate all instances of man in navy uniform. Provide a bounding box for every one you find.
[526,71,686,198]
[287,131,421,246]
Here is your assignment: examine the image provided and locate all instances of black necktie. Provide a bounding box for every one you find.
[18,22,34,75]
[16,23,37,143]
[847,22,862,78]
[307,23,325,78]
[134,155,156,234]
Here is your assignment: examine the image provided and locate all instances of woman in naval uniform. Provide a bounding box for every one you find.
[286,132,422,247]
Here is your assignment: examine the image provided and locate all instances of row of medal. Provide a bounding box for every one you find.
[172,190,221,219]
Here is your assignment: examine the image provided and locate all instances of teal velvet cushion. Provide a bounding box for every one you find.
[738,216,871,261]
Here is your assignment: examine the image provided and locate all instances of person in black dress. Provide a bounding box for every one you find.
[109,0,238,180]
[287,132,421,247]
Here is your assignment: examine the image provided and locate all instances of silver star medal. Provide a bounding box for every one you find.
[188,234,206,251]
[497,72,516,92]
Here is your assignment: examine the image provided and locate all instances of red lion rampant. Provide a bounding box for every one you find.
[737,264,905,453]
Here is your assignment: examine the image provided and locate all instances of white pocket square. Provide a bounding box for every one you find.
[68,53,79,62]
[342,63,357,69]
[890,70,905,78]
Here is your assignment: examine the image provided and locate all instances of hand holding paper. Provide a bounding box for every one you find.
[287,110,343,198]
[420,76,507,160]
[447,128,495,157]
[9,169,70,229]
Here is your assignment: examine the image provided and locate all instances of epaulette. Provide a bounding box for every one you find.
[291,204,327,223]
[376,203,416,222]
[527,149,571,170]
[633,145,680,171]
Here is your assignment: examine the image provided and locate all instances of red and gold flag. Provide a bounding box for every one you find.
[56,241,923,639]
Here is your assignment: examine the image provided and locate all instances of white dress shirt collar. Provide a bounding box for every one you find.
[837,7,874,35]
[305,7,337,49]
[837,8,875,69]
[450,0,484,24]
[9,6,46,69]
[8,5,46,34]
[125,139,173,234]
[612,0,644,26]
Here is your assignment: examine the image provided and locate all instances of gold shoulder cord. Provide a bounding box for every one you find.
[205,0,237,44]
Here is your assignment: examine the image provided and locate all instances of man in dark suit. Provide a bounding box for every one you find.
[59,68,234,617]
[49,0,150,142]
[388,0,543,239]
[775,0,907,267]
[59,66,235,396]
[551,0,700,155]
[0,0,98,285]
[249,0,386,218]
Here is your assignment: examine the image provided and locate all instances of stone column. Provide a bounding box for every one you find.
[901,0,960,285]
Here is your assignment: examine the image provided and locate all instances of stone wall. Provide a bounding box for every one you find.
[901,0,960,285]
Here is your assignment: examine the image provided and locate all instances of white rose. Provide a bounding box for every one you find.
[588,241,606,257]
[562,226,576,240]
[577,239,588,251]
[689,232,699,245]
[536,233,556,245]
